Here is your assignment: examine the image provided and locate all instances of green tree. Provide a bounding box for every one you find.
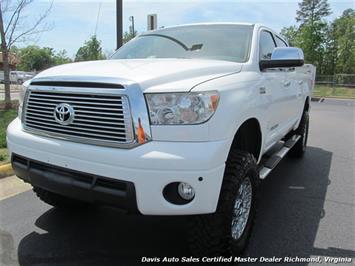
[299,21,329,73]
[296,0,331,25]
[322,22,337,75]
[75,35,105,62]
[14,46,72,71]
[280,26,299,46]
[53,49,72,65]
[123,30,137,44]
[297,0,331,73]
[16,45,54,71]
[332,9,355,74]
[280,0,331,74]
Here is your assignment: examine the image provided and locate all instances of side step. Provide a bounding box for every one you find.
[259,135,301,179]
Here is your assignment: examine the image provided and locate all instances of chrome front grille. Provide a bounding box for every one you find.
[23,89,134,147]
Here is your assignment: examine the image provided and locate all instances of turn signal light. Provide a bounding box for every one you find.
[137,118,145,144]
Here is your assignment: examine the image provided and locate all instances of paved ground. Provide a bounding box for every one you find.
[0,84,21,101]
[0,176,31,201]
[0,92,20,101]
[0,98,354,265]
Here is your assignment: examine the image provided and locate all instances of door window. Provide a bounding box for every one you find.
[275,36,288,47]
[259,31,276,60]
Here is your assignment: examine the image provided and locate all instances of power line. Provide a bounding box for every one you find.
[94,2,102,36]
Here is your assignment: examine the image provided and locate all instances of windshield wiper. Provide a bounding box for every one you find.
[140,33,203,51]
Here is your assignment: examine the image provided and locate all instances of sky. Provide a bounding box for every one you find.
[11,0,355,58]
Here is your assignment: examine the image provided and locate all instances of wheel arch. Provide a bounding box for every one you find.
[228,118,263,162]
[304,96,310,112]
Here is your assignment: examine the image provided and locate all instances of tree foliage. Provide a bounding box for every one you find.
[331,9,355,74]
[0,0,52,109]
[75,35,106,62]
[296,0,331,73]
[296,0,331,25]
[123,30,137,44]
[18,46,52,71]
[280,26,299,47]
[281,0,354,75]
[13,45,72,71]
[52,49,72,66]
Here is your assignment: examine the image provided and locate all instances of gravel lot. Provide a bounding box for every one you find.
[0,98,354,265]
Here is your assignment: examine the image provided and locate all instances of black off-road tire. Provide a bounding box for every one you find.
[288,110,309,158]
[33,187,88,209]
[188,150,260,257]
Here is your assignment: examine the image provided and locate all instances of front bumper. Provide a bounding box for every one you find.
[7,118,230,215]
[12,154,138,212]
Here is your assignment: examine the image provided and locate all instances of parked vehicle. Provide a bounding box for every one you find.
[0,71,35,84]
[10,71,35,84]
[7,23,315,256]
[0,71,16,84]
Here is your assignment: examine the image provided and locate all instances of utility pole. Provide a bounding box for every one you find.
[116,0,123,49]
[147,14,157,31]
[129,16,135,37]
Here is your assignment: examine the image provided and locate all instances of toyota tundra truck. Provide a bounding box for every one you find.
[7,23,315,256]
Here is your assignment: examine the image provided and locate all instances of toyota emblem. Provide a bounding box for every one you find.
[53,103,75,125]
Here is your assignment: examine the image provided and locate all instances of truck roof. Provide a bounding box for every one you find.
[146,22,286,45]
[145,22,276,35]
[163,22,255,28]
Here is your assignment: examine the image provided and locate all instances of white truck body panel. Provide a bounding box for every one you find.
[34,59,242,93]
[7,23,315,215]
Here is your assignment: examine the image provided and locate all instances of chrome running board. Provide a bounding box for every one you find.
[259,135,301,179]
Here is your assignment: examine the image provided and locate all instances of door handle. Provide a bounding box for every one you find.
[284,81,291,87]
[298,80,304,85]
[259,87,266,94]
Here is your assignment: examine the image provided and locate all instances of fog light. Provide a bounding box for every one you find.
[177,182,195,201]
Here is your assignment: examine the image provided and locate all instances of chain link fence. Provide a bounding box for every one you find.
[316,74,355,88]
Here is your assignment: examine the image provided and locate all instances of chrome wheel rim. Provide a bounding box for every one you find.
[231,177,252,240]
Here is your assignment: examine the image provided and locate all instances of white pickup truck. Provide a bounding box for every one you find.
[7,23,315,256]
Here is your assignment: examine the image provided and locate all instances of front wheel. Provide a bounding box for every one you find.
[188,150,259,256]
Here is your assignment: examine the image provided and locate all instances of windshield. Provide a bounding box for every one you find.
[111,24,254,63]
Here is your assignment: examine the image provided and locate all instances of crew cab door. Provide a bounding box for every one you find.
[273,35,300,132]
[259,30,287,149]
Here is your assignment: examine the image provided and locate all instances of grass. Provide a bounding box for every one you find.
[313,85,355,99]
[0,148,9,165]
[0,107,18,164]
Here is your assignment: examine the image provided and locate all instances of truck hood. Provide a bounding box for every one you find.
[33,59,242,92]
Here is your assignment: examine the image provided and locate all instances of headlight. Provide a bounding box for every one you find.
[18,81,29,120]
[145,91,219,125]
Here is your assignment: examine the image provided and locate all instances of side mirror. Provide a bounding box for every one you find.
[259,47,304,70]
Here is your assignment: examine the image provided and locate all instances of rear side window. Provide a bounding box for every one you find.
[259,31,276,60]
[275,36,288,47]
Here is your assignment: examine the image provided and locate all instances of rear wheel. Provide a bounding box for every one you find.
[188,150,259,256]
[288,110,309,158]
[33,187,88,209]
